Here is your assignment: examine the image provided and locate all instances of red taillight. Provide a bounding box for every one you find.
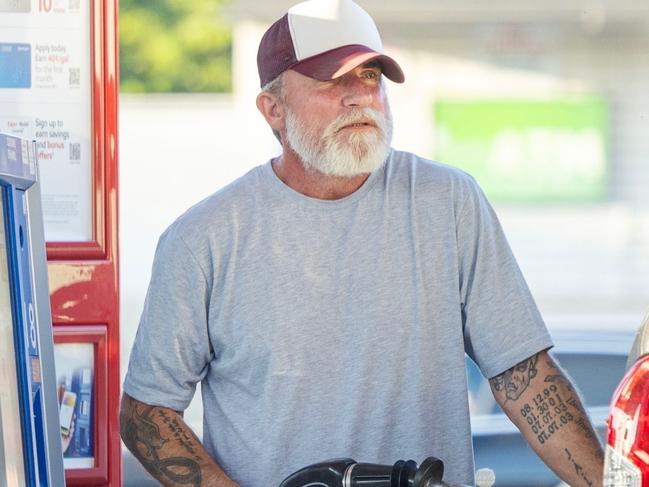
[604,355,649,486]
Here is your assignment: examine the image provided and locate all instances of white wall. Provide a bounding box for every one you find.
[119,93,281,431]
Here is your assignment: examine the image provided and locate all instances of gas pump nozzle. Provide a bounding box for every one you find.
[279,456,468,487]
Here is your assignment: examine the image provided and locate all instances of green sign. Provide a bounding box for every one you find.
[434,97,608,202]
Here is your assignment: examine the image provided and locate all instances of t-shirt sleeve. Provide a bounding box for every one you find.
[123,225,213,411]
[457,176,553,379]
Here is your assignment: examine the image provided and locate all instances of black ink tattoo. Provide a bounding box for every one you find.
[121,404,167,458]
[121,403,202,486]
[491,355,538,402]
[520,384,576,445]
[544,360,601,446]
[544,359,575,393]
[157,409,203,462]
[575,414,598,442]
[515,360,603,466]
[564,448,594,487]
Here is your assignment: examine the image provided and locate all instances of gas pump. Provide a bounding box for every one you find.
[0,133,65,486]
[1,1,121,484]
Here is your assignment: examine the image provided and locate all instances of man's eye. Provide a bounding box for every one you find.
[362,70,380,80]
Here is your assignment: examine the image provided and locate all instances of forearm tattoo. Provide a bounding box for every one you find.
[490,355,603,486]
[121,403,202,486]
[543,357,575,392]
[565,448,595,487]
[490,355,538,402]
[495,356,602,450]
[543,359,601,446]
[519,383,575,445]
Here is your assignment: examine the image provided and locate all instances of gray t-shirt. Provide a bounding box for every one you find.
[124,150,553,486]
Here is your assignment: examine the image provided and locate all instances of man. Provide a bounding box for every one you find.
[121,1,605,486]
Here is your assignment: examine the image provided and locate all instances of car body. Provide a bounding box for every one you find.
[604,312,649,485]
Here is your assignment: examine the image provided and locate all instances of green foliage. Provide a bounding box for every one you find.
[119,0,232,93]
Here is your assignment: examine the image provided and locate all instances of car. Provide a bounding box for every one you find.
[604,312,649,485]
[469,320,637,487]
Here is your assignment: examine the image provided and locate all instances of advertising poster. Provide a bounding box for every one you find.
[0,0,92,241]
[54,343,94,469]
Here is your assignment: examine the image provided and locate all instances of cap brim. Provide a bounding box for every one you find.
[292,44,405,83]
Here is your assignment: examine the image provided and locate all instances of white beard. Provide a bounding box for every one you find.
[284,103,393,178]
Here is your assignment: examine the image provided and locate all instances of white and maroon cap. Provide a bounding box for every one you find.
[257,0,405,88]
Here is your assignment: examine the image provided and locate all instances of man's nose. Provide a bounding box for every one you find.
[341,80,374,108]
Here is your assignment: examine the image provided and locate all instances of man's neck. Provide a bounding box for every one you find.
[271,151,371,200]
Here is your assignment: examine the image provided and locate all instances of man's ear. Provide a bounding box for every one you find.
[256,91,285,133]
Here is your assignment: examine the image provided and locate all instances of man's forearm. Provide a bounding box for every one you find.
[489,351,604,487]
[120,393,239,487]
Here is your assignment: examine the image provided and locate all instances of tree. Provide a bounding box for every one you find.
[120,0,232,93]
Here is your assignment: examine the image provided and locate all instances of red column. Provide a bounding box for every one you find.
[48,1,120,486]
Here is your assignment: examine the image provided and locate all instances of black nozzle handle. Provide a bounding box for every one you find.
[413,457,444,486]
[349,457,444,487]
[344,461,393,487]
[279,458,356,487]
[278,456,451,487]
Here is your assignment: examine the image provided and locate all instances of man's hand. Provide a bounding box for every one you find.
[489,350,604,487]
[120,393,239,487]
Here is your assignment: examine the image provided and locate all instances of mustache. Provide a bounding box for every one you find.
[325,108,389,137]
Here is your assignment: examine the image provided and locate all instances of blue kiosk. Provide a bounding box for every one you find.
[0,133,65,486]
